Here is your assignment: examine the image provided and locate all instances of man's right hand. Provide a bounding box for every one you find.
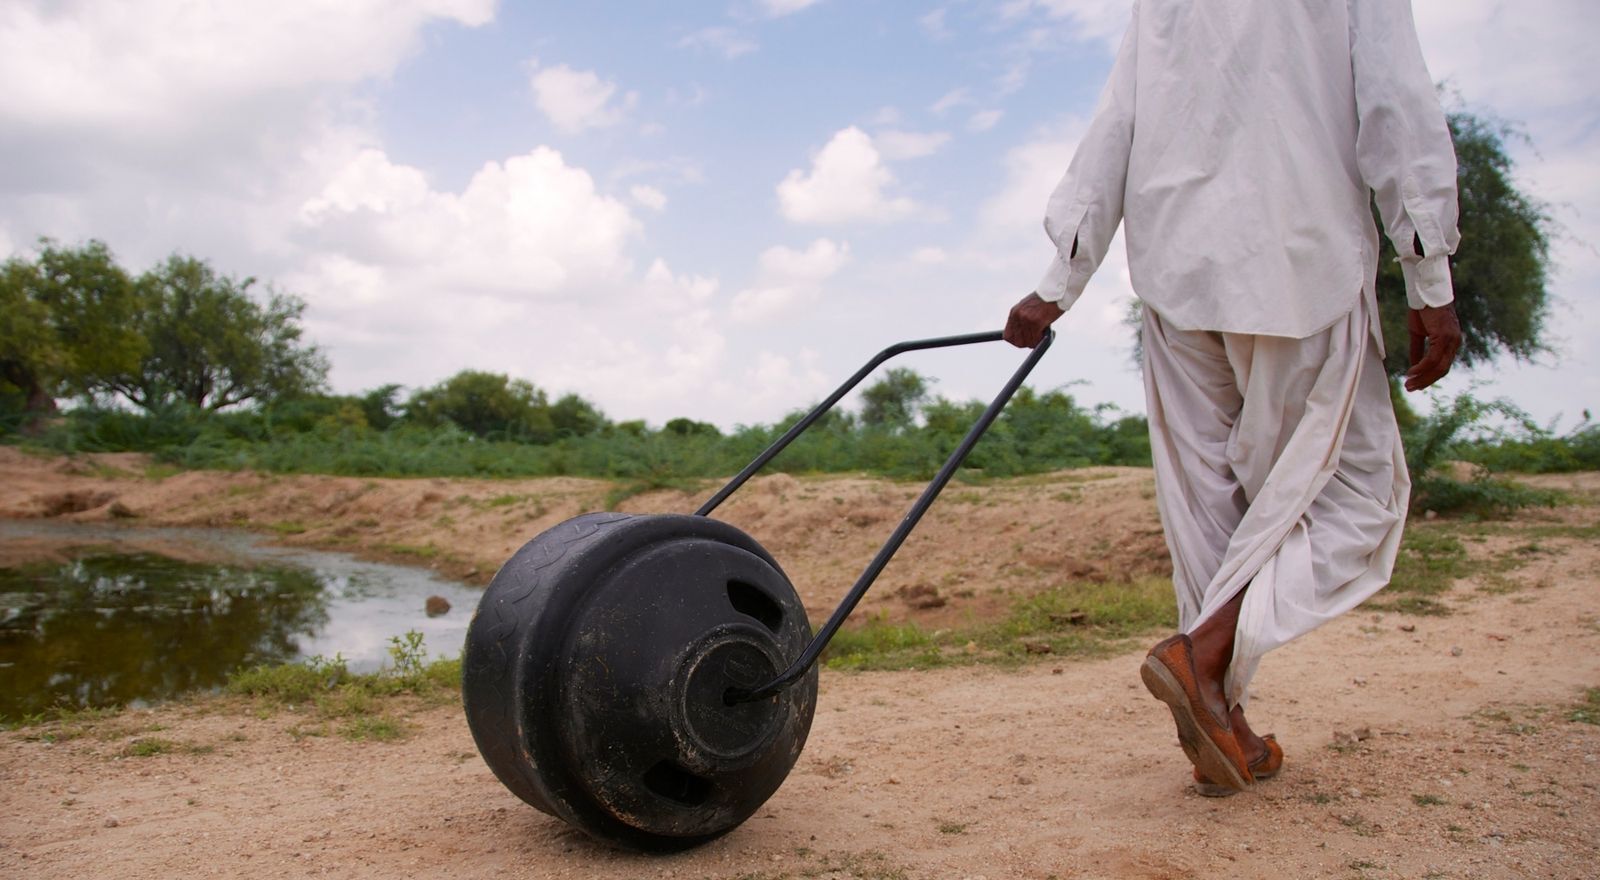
[1404,302,1462,392]
[1004,292,1065,348]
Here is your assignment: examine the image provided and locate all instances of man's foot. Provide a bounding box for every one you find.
[1194,734,1283,797]
[1226,704,1270,765]
[1141,634,1254,792]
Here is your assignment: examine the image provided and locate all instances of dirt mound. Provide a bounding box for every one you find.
[0,448,1169,627]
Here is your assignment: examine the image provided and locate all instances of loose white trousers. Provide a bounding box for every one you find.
[1142,295,1409,709]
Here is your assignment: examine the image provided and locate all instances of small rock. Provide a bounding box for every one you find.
[104,817,120,828]
[425,595,451,617]
[1022,640,1053,655]
[963,641,979,655]
[1353,677,1368,687]
[1450,645,1464,657]
[1052,668,1064,675]
[1399,624,1416,633]
[107,501,138,519]
[1346,787,1362,799]
[1015,775,1034,786]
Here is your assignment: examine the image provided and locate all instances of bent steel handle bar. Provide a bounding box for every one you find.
[706,328,1055,704]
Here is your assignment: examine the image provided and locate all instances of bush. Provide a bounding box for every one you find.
[1401,388,1569,517]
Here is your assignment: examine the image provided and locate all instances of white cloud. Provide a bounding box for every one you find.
[777,128,917,224]
[759,0,824,17]
[757,238,850,281]
[730,286,806,323]
[732,239,849,323]
[979,117,1085,248]
[920,9,952,40]
[968,109,1005,132]
[299,146,640,296]
[0,0,493,132]
[678,27,759,59]
[875,130,952,160]
[999,0,1134,49]
[529,63,634,134]
[630,184,668,211]
[910,246,949,265]
[930,88,972,115]
[743,350,829,408]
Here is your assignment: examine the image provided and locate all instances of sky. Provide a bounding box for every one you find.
[2,0,1597,431]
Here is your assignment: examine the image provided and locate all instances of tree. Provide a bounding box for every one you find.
[663,417,720,437]
[358,384,405,431]
[1375,110,1553,376]
[860,367,931,430]
[549,392,609,438]
[406,370,555,441]
[0,241,145,415]
[98,255,328,410]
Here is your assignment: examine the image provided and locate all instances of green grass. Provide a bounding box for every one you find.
[1412,793,1448,807]
[339,715,406,742]
[1366,528,1469,615]
[1570,688,1600,725]
[379,542,440,560]
[220,633,461,741]
[121,737,177,757]
[823,577,1175,672]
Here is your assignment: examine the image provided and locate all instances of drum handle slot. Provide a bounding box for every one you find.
[705,329,1055,704]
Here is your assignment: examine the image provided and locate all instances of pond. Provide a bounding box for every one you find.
[0,521,484,721]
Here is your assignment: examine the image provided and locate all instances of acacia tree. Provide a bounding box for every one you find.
[98,256,329,411]
[0,241,145,415]
[405,370,557,441]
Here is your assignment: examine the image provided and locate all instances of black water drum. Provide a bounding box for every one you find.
[462,513,818,852]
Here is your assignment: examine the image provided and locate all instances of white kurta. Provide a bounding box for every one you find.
[1142,297,1408,707]
[1036,0,1460,335]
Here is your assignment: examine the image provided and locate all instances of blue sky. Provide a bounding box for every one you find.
[2,0,1596,431]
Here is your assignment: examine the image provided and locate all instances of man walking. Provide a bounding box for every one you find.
[1003,0,1462,794]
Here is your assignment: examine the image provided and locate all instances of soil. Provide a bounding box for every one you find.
[2,450,1598,879]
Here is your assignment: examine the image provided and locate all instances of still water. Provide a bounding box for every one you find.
[0,521,483,720]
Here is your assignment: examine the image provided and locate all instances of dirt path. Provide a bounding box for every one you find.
[2,455,1598,878]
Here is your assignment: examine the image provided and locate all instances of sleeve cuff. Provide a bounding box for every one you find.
[1401,253,1455,309]
[1036,254,1089,310]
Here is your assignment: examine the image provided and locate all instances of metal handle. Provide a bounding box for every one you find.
[711,329,1055,703]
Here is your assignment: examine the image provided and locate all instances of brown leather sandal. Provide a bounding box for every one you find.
[1140,634,1254,793]
[1194,734,1283,797]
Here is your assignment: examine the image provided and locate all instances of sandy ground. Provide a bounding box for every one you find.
[2,452,1598,879]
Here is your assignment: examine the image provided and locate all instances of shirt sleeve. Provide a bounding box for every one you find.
[1349,0,1460,310]
[1035,1,1139,309]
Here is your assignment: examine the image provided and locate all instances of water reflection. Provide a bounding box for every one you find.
[0,522,482,721]
[1,554,331,718]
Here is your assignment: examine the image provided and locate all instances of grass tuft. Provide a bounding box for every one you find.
[824,577,1175,672]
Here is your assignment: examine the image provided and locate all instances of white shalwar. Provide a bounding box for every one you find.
[1035,0,1459,707]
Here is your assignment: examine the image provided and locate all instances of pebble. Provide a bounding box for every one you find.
[104,817,120,828]
[1450,646,1464,657]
